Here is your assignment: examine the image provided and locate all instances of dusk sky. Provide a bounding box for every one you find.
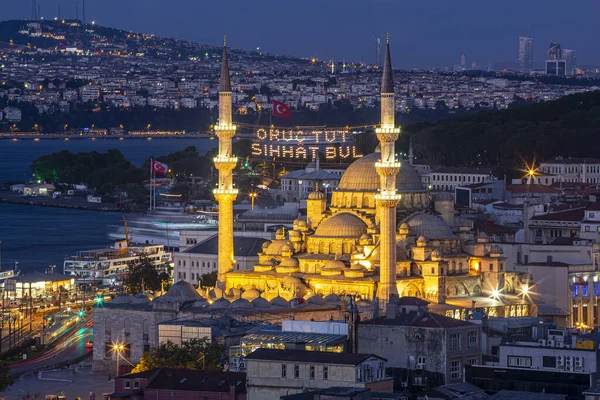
[3,0,599,68]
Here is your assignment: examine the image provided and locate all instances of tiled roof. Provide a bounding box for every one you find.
[490,390,566,400]
[184,235,268,257]
[145,369,246,393]
[530,208,584,222]
[433,167,493,175]
[363,310,474,328]
[506,184,561,194]
[245,348,385,365]
[543,157,600,165]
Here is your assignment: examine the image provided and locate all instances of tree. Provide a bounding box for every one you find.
[0,360,14,391]
[199,271,217,287]
[132,338,226,373]
[125,255,161,293]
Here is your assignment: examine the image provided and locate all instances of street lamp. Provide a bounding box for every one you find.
[248,192,258,210]
[113,342,125,376]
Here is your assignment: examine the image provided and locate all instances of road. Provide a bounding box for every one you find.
[9,319,93,377]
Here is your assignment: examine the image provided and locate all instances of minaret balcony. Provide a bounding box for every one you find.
[375,190,402,206]
[214,156,238,171]
[213,188,239,200]
[214,124,237,136]
[375,161,401,176]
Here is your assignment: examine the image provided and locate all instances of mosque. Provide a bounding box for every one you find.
[214,36,537,319]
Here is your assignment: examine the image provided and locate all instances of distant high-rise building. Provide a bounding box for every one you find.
[546,42,566,77]
[518,36,534,72]
[460,53,467,70]
[376,37,381,67]
[547,42,562,60]
[563,49,577,76]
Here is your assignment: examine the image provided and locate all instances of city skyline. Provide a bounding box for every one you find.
[2,0,599,68]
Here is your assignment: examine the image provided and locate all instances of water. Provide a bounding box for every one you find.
[0,137,216,183]
[0,138,217,274]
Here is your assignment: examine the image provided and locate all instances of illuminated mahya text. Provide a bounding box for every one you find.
[250,128,363,160]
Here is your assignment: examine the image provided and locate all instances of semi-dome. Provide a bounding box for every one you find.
[251,296,271,308]
[405,213,456,239]
[112,293,132,304]
[337,152,424,192]
[241,288,261,301]
[132,293,151,304]
[230,298,254,310]
[308,191,326,200]
[279,257,299,268]
[314,213,367,238]
[323,260,346,270]
[307,294,324,305]
[324,293,340,303]
[264,240,293,256]
[164,281,203,303]
[192,298,209,308]
[322,260,346,276]
[211,297,231,309]
[270,296,290,308]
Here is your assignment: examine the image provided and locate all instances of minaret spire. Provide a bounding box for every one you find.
[214,35,238,287]
[375,33,401,309]
[220,35,232,93]
[381,33,394,94]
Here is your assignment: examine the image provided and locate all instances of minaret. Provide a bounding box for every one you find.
[408,137,414,166]
[375,34,401,307]
[214,35,238,287]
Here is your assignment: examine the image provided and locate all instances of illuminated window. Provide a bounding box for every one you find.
[583,284,589,297]
[574,285,579,297]
[508,356,531,367]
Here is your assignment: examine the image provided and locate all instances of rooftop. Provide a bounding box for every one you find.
[490,390,566,400]
[245,348,385,365]
[364,310,474,328]
[144,368,246,393]
[530,208,585,222]
[184,235,269,257]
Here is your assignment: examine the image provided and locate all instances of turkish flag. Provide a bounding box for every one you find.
[151,159,168,175]
[272,99,292,119]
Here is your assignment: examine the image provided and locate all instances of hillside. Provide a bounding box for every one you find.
[401,90,600,177]
[0,19,308,64]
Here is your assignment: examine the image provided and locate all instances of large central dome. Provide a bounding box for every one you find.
[314,213,367,238]
[337,152,424,192]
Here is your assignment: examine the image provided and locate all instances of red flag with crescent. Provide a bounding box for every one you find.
[272,99,292,119]
[151,159,168,175]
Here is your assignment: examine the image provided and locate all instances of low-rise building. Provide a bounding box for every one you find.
[110,368,247,400]
[245,348,392,400]
[467,332,600,399]
[430,168,495,191]
[173,236,268,285]
[357,297,482,388]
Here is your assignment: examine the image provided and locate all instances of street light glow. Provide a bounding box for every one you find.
[521,285,529,295]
